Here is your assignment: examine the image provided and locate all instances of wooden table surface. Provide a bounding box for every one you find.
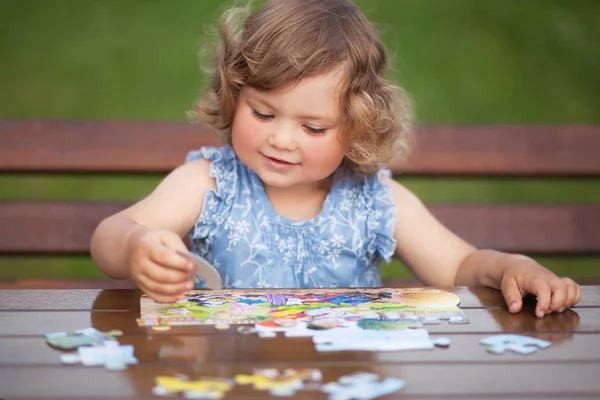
[0,286,599,399]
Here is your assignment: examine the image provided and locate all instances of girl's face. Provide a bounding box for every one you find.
[231,69,348,191]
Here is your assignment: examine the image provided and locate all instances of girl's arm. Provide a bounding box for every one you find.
[90,159,215,279]
[383,176,475,287]
[383,177,580,316]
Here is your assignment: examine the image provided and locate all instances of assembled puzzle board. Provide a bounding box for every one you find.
[137,288,467,327]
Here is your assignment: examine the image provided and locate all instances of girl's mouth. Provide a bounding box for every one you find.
[263,154,298,170]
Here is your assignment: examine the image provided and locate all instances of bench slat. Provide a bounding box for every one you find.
[2,120,599,175]
[0,120,219,173]
[1,201,598,254]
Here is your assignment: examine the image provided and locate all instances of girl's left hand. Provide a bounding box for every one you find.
[500,255,581,318]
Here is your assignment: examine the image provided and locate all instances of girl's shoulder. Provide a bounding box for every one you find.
[186,146,239,181]
[186,145,240,208]
[335,166,393,199]
[186,146,237,166]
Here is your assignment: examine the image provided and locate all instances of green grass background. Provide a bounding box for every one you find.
[1,0,599,281]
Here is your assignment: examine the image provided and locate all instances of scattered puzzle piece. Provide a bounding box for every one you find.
[312,326,450,352]
[152,325,172,331]
[237,326,258,335]
[258,331,277,338]
[448,316,470,324]
[48,327,139,371]
[45,328,120,350]
[431,337,451,347]
[59,340,138,371]
[235,368,322,396]
[46,332,97,350]
[152,369,407,399]
[420,316,442,325]
[322,372,405,400]
[480,334,551,355]
[153,375,233,399]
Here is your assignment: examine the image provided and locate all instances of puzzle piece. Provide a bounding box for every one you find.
[322,372,405,400]
[431,337,451,347]
[235,368,322,396]
[47,327,137,371]
[153,375,233,399]
[448,316,470,324]
[420,316,442,325]
[45,328,121,350]
[59,340,138,371]
[177,249,223,290]
[480,334,551,355]
[237,326,258,335]
[357,318,422,331]
[313,327,450,352]
[46,332,97,350]
[305,307,331,316]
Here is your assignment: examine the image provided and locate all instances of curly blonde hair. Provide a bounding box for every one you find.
[191,0,413,174]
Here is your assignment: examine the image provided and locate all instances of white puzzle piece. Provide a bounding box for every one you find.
[480,334,551,355]
[177,250,223,290]
[322,372,405,400]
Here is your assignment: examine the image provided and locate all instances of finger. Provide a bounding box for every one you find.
[145,259,192,284]
[150,244,192,273]
[560,281,574,313]
[500,276,523,313]
[529,278,551,318]
[561,278,578,311]
[137,280,182,304]
[138,274,192,300]
[548,280,568,312]
[574,283,582,306]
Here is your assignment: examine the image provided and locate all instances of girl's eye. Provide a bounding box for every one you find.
[251,109,274,121]
[305,126,327,135]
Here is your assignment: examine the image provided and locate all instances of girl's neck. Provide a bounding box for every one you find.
[263,178,332,221]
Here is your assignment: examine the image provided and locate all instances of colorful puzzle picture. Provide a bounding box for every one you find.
[137,288,468,327]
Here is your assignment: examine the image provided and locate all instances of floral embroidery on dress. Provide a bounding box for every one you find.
[186,146,396,289]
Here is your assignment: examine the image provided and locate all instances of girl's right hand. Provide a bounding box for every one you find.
[126,227,195,303]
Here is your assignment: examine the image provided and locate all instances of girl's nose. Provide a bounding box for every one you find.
[268,128,298,151]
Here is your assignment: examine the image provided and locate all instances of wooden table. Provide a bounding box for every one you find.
[1,286,599,399]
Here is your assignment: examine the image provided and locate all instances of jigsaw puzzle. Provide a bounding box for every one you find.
[137,288,468,327]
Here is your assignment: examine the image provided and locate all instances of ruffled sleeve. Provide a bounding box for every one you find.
[186,146,238,242]
[364,167,397,263]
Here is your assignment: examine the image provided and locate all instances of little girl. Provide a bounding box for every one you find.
[91,0,580,317]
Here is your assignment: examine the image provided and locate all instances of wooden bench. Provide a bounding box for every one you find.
[1,120,600,288]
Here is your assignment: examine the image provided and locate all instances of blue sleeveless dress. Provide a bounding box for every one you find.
[186,146,396,289]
